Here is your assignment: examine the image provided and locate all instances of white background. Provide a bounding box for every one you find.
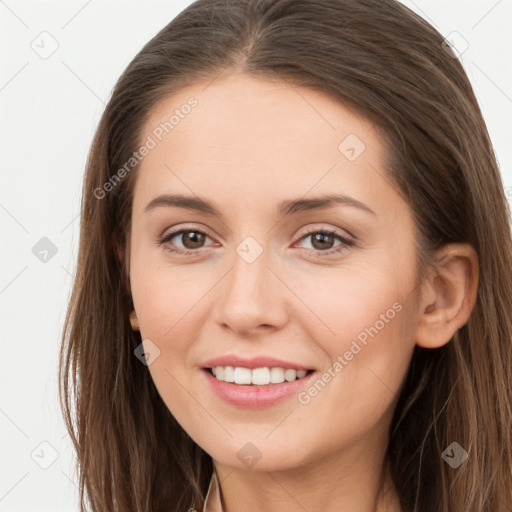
[1,1,511,510]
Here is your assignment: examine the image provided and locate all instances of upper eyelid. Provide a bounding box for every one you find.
[160,224,216,241]
[160,224,354,247]
[160,223,352,237]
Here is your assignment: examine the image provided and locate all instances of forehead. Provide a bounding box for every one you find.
[132,72,398,221]
[140,72,380,159]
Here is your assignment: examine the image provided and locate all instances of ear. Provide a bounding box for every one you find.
[414,243,479,349]
[129,310,140,331]
[115,235,138,331]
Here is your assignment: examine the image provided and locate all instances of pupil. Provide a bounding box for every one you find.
[184,231,204,249]
[313,233,333,249]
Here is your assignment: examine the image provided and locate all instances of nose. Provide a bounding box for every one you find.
[214,240,289,336]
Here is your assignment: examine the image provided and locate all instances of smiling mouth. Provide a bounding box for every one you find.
[204,366,315,386]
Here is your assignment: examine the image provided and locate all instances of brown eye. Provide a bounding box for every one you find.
[160,229,213,254]
[310,232,336,250]
[295,228,354,257]
[180,230,206,249]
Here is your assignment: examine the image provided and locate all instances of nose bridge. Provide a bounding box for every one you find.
[227,234,271,304]
[215,232,286,333]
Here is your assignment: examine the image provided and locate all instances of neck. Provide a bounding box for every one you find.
[213,435,402,512]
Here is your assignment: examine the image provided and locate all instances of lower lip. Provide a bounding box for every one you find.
[202,369,315,409]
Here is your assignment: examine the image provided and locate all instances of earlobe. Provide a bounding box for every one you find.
[415,243,479,349]
[129,310,140,331]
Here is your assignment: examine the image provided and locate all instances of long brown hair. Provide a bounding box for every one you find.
[59,1,512,510]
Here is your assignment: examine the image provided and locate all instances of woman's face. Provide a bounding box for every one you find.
[129,73,422,471]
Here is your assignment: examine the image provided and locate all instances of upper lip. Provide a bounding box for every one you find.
[201,355,314,371]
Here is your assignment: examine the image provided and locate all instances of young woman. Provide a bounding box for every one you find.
[59,1,512,511]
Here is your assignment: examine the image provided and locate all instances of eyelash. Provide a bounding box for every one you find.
[158,227,354,257]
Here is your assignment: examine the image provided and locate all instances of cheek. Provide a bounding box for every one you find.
[130,263,209,421]
[290,262,408,347]
[130,253,211,342]
[289,264,415,411]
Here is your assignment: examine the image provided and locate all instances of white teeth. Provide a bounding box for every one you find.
[210,366,310,385]
[233,367,252,384]
[223,366,235,382]
[270,367,284,383]
[284,369,297,381]
[252,367,270,385]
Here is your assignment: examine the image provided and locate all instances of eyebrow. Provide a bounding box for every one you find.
[144,193,376,218]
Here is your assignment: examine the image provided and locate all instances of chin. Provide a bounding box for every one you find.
[205,437,315,473]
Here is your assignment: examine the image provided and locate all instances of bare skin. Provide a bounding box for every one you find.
[126,72,478,512]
